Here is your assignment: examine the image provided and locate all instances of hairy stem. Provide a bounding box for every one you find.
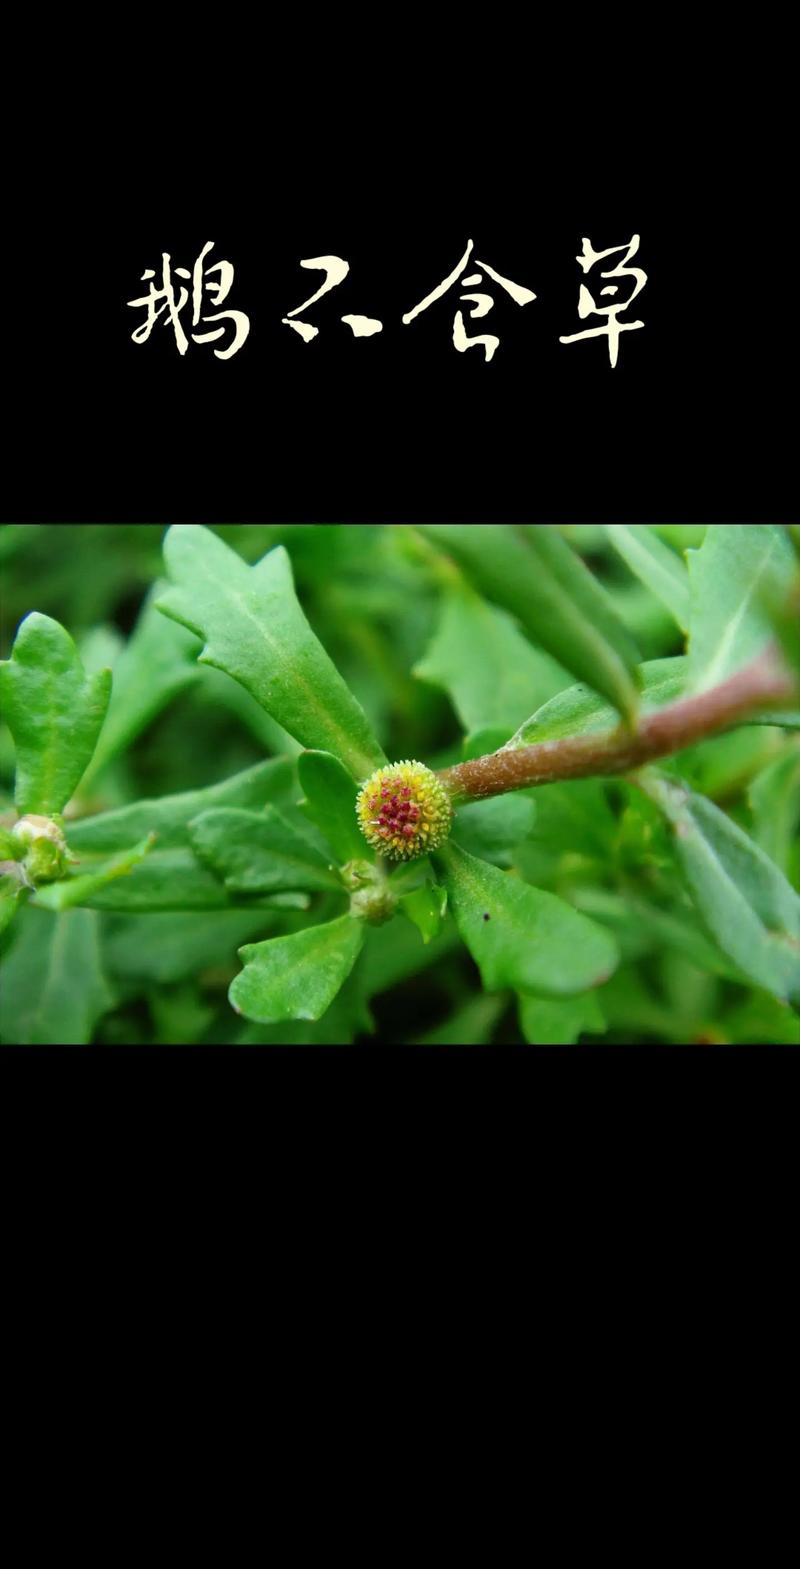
[436,648,797,803]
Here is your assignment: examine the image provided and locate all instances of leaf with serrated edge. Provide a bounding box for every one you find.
[156,525,386,779]
[0,613,112,814]
[413,583,569,733]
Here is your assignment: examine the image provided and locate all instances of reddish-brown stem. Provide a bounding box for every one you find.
[436,648,797,803]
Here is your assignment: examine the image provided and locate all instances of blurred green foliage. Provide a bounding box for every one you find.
[1,522,798,1045]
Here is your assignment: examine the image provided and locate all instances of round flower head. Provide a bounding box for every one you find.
[356,760,453,862]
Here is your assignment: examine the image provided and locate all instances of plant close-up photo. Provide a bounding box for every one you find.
[1,521,799,1047]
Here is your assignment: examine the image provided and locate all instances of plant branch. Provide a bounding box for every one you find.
[436,647,798,803]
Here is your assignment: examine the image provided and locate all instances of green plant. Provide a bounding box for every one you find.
[1,523,798,1046]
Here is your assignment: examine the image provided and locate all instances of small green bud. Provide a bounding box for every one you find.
[341,858,398,926]
[12,814,74,885]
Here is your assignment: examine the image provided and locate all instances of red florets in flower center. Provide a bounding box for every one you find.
[356,760,453,863]
[374,787,422,838]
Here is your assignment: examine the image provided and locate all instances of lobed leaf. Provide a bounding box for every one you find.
[234,968,374,1044]
[413,582,568,733]
[230,914,365,1023]
[156,525,387,779]
[0,612,112,814]
[188,805,342,894]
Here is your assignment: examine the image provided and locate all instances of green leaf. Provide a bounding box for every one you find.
[156,525,387,779]
[102,908,284,985]
[414,993,506,1045]
[435,840,619,997]
[596,966,678,1041]
[748,743,800,879]
[512,779,616,886]
[605,524,691,632]
[0,904,114,1044]
[357,912,461,998]
[0,612,112,814]
[453,794,536,864]
[33,835,155,911]
[196,665,304,757]
[188,806,342,894]
[417,524,641,723]
[570,887,746,981]
[461,727,511,760]
[518,990,606,1045]
[687,524,794,691]
[650,525,707,552]
[65,847,310,913]
[234,968,374,1044]
[66,758,296,855]
[0,867,30,936]
[147,984,215,1046]
[296,749,367,864]
[662,725,785,800]
[63,761,310,912]
[82,584,201,784]
[230,914,365,1023]
[641,771,800,1002]
[399,883,447,944]
[505,657,687,747]
[413,582,568,733]
[721,992,800,1046]
[752,709,800,730]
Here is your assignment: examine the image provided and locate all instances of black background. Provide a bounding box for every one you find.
[6,64,796,528]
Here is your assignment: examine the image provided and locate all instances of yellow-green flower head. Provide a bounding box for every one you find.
[356,760,453,862]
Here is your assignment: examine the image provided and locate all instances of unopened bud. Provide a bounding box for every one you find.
[12,814,73,884]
